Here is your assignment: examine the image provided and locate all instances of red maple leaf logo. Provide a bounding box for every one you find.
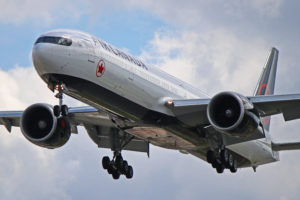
[96,60,105,77]
[98,64,104,74]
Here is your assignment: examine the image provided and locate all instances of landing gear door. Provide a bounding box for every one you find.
[128,66,135,81]
[87,41,96,63]
[82,39,95,63]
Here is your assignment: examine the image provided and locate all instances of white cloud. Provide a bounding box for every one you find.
[223,0,284,17]
[0,0,285,25]
[142,29,269,95]
[0,67,82,199]
[250,0,284,17]
[0,0,83,25]
[138,16,300,200]
[124,0,284,29]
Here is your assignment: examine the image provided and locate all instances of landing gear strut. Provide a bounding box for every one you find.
[53,83,69,117]
[206,149,238,174]
[102,152,133,179]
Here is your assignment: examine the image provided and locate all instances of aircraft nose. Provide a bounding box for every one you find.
[32,43,54,75]
[32,37,71,77]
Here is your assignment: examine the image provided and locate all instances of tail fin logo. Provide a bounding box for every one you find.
[259,83,271,125]
[258,83,271,96]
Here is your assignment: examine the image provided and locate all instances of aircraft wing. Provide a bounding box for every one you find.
[0,111,23,132]
[0,106,149,154]
[171,94,300,126]
[249,94,300,121]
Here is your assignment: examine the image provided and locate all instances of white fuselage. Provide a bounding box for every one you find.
[32,29,278,168]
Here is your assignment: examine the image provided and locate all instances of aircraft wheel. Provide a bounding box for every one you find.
[102,156,110,170]
[115,155,123,170]
[126,166,133,179]
[228,154,234,168]
[230,159,238,173]
[216,163,225,174]
[112,170,120,180]
[53,105,61,117]
[221,149,229,166]
[206,150,215,164]
[120,160,129,174]
[107,163,114,174]
[61,105,69,116]
[212,160,218,168]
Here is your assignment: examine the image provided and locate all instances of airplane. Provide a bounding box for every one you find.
[1,29,300,180]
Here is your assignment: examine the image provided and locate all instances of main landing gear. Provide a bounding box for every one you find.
[53,84,69,117]
[102,152,133,179]
[206,149,238,174]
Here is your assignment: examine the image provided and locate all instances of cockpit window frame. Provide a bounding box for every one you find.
[35,36,72,46]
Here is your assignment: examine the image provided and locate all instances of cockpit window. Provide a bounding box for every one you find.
[35,36,72,46]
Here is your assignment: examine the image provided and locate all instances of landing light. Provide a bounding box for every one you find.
[166,100,174,108]
[55,84,67,92]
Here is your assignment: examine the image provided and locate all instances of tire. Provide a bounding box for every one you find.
[53,105,61,117]
[221,149,229,165]
[126,166,133,179]
[228,154,234,168]
[112,171,120,180]
[115,155,123,170]
[206,150,215,164]
[121,160,128,174]
[61,105,69,116]
[230,159,238,173]
[102,156,110,170]
[107,164,114,174]
[212,160,218,168]
[216,163,224,174]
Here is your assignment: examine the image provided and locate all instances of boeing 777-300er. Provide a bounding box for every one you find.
[1,29,300,180]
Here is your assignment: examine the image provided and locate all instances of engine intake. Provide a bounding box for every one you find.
[20,103,71,149]
[207,92,259,136]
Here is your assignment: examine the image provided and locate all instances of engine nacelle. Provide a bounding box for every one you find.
[20,103,71,149]
[207,92,260,137]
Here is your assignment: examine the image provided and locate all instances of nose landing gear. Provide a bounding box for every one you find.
[53,83,69,117]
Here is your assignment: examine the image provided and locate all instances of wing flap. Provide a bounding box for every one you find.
[84,124,149,154]
[171,99,210,126]
[67,106,114,127]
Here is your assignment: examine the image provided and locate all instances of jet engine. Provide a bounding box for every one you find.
[207,92,260,137]
[20,103,71,149]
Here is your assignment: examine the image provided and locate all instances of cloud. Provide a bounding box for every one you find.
[0,0,83,25]
[223,0,284,17]
[142,29,269,95]
[250,0,284,17]
[125,0,284,29]
[137,12,300,199]
[0,0,285,26]
[0,66,82,199]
